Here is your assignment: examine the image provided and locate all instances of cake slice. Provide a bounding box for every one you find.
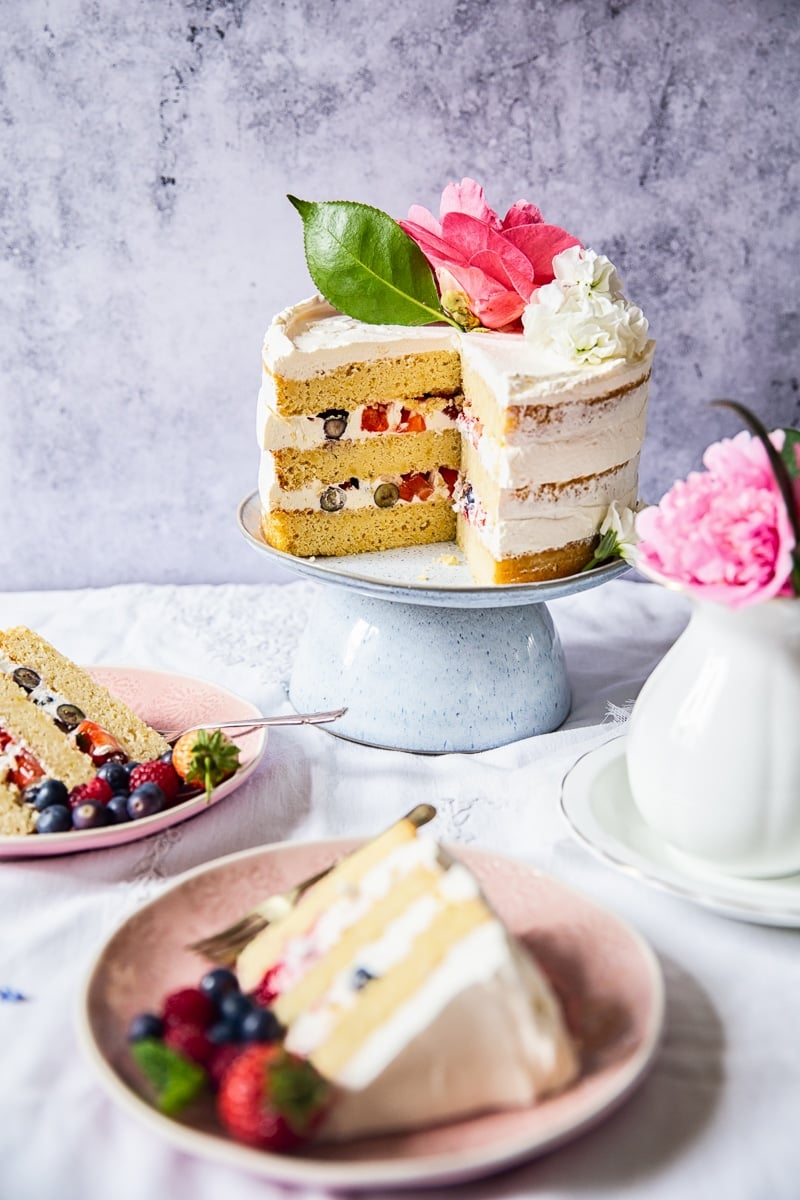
[235,809,578,1140]
[0,626,170,835]
[0,626,168,764]
[258,297,464,557]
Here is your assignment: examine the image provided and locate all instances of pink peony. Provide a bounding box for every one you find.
[399,178,581,331]
[636,430,797,607]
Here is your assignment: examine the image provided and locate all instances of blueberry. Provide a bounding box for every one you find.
[35,805,72,834]
[12,666,40,692]
[159,750,174,764]
[97,761,130,792]
[199,967,239,1005]
[122,761,140,780]
[219,991,254,1025]
[318,409,349,440]
[33,779,70,811]
[240,1007,282,1043]
[56,702,85,730]
[106,794,132,824]
[127,783,165,820]
[319,485,346,513]
[208,1018,240,1045]
[72,800,111,830]
[373,482,399,508]
[352,967,376,990]
[127,1012,164,1043]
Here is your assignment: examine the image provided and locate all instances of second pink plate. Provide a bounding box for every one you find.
[78,839,664,1190]
[0,666,267,858]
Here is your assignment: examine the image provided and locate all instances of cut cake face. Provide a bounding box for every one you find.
[256,297,654,584]
[236,809,579,1140]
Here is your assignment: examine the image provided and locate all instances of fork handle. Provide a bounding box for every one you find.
[183,708,347,736]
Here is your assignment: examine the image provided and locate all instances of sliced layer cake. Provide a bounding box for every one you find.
[257,299,653,583]
[236,807,578,1139]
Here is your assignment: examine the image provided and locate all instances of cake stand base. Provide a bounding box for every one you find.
[290,587,570,753]
[238,492,629,755]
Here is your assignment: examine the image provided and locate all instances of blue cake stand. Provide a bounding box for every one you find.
[238,493,627,753]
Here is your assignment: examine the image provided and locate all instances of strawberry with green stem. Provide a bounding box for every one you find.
[171,729,241,801]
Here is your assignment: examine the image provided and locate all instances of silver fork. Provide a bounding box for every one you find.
[188,803,437,966]
[156,707,347,742]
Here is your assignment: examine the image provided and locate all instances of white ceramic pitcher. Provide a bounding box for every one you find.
[626,596,800,877]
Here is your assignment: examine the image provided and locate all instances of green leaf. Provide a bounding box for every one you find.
[288,197,458,328]
[581,528,619,572]
[131,1038,207,1116]
[780,428,800,479]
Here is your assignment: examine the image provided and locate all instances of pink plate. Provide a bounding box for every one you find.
[0,666,267,858]
[77,840,664,1190]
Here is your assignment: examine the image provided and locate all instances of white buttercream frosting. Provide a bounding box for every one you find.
[263,296,458,381]
[521,246,649,365]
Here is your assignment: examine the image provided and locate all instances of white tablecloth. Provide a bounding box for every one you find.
[0,579,797,1200]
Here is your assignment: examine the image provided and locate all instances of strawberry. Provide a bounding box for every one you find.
[129,759,181,803]
[69,777,113,808]
[398,471,435,503]
[439,466,460,496]
[171,729,241,802]
[252,964,283,1007]
[217,1044,330,1152]
[208,1043,243,1090]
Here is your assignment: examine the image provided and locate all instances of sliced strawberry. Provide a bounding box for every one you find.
[360,404,389,433]
[439,466,460,495]
[74,720,126,764]
[398,407,426,433]
[399,471,435,502]
[9,746,46,789]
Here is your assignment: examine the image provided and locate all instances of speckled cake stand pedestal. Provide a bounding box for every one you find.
[239,493,627,753]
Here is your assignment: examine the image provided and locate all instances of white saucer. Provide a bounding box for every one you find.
[560,737,800,927]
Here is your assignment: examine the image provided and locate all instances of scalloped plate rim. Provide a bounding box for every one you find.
[0,665,267,858]
[76,838,665,1190]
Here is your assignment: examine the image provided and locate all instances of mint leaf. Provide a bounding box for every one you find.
[780,428,800,479]
[131,1038,207,1116]
[288,197,458,328]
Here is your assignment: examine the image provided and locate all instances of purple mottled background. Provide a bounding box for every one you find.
[1,0,797,589]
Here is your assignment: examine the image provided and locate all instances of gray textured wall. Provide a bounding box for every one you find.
[1,0,797,590]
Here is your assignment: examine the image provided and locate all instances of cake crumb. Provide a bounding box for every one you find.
[416,574,430,581]
[437,554,460,566]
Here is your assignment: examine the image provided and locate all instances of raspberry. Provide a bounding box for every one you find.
[69,777,113,808]
[129,760,181,803]
[164,1021,214,1067]
[162,986,216,1029]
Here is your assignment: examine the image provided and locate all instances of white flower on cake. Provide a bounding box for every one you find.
[522,246,649,365]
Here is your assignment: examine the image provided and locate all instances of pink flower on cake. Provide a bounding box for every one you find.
[399,179,581,331]
[636,430,798,607]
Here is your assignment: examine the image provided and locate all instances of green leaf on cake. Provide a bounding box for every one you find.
[131,1038,207,1116]
[288,196,459,328]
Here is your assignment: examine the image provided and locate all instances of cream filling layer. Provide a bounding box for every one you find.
[0,651,75,727]
[258,455,452,513]
[257,383,457,451]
